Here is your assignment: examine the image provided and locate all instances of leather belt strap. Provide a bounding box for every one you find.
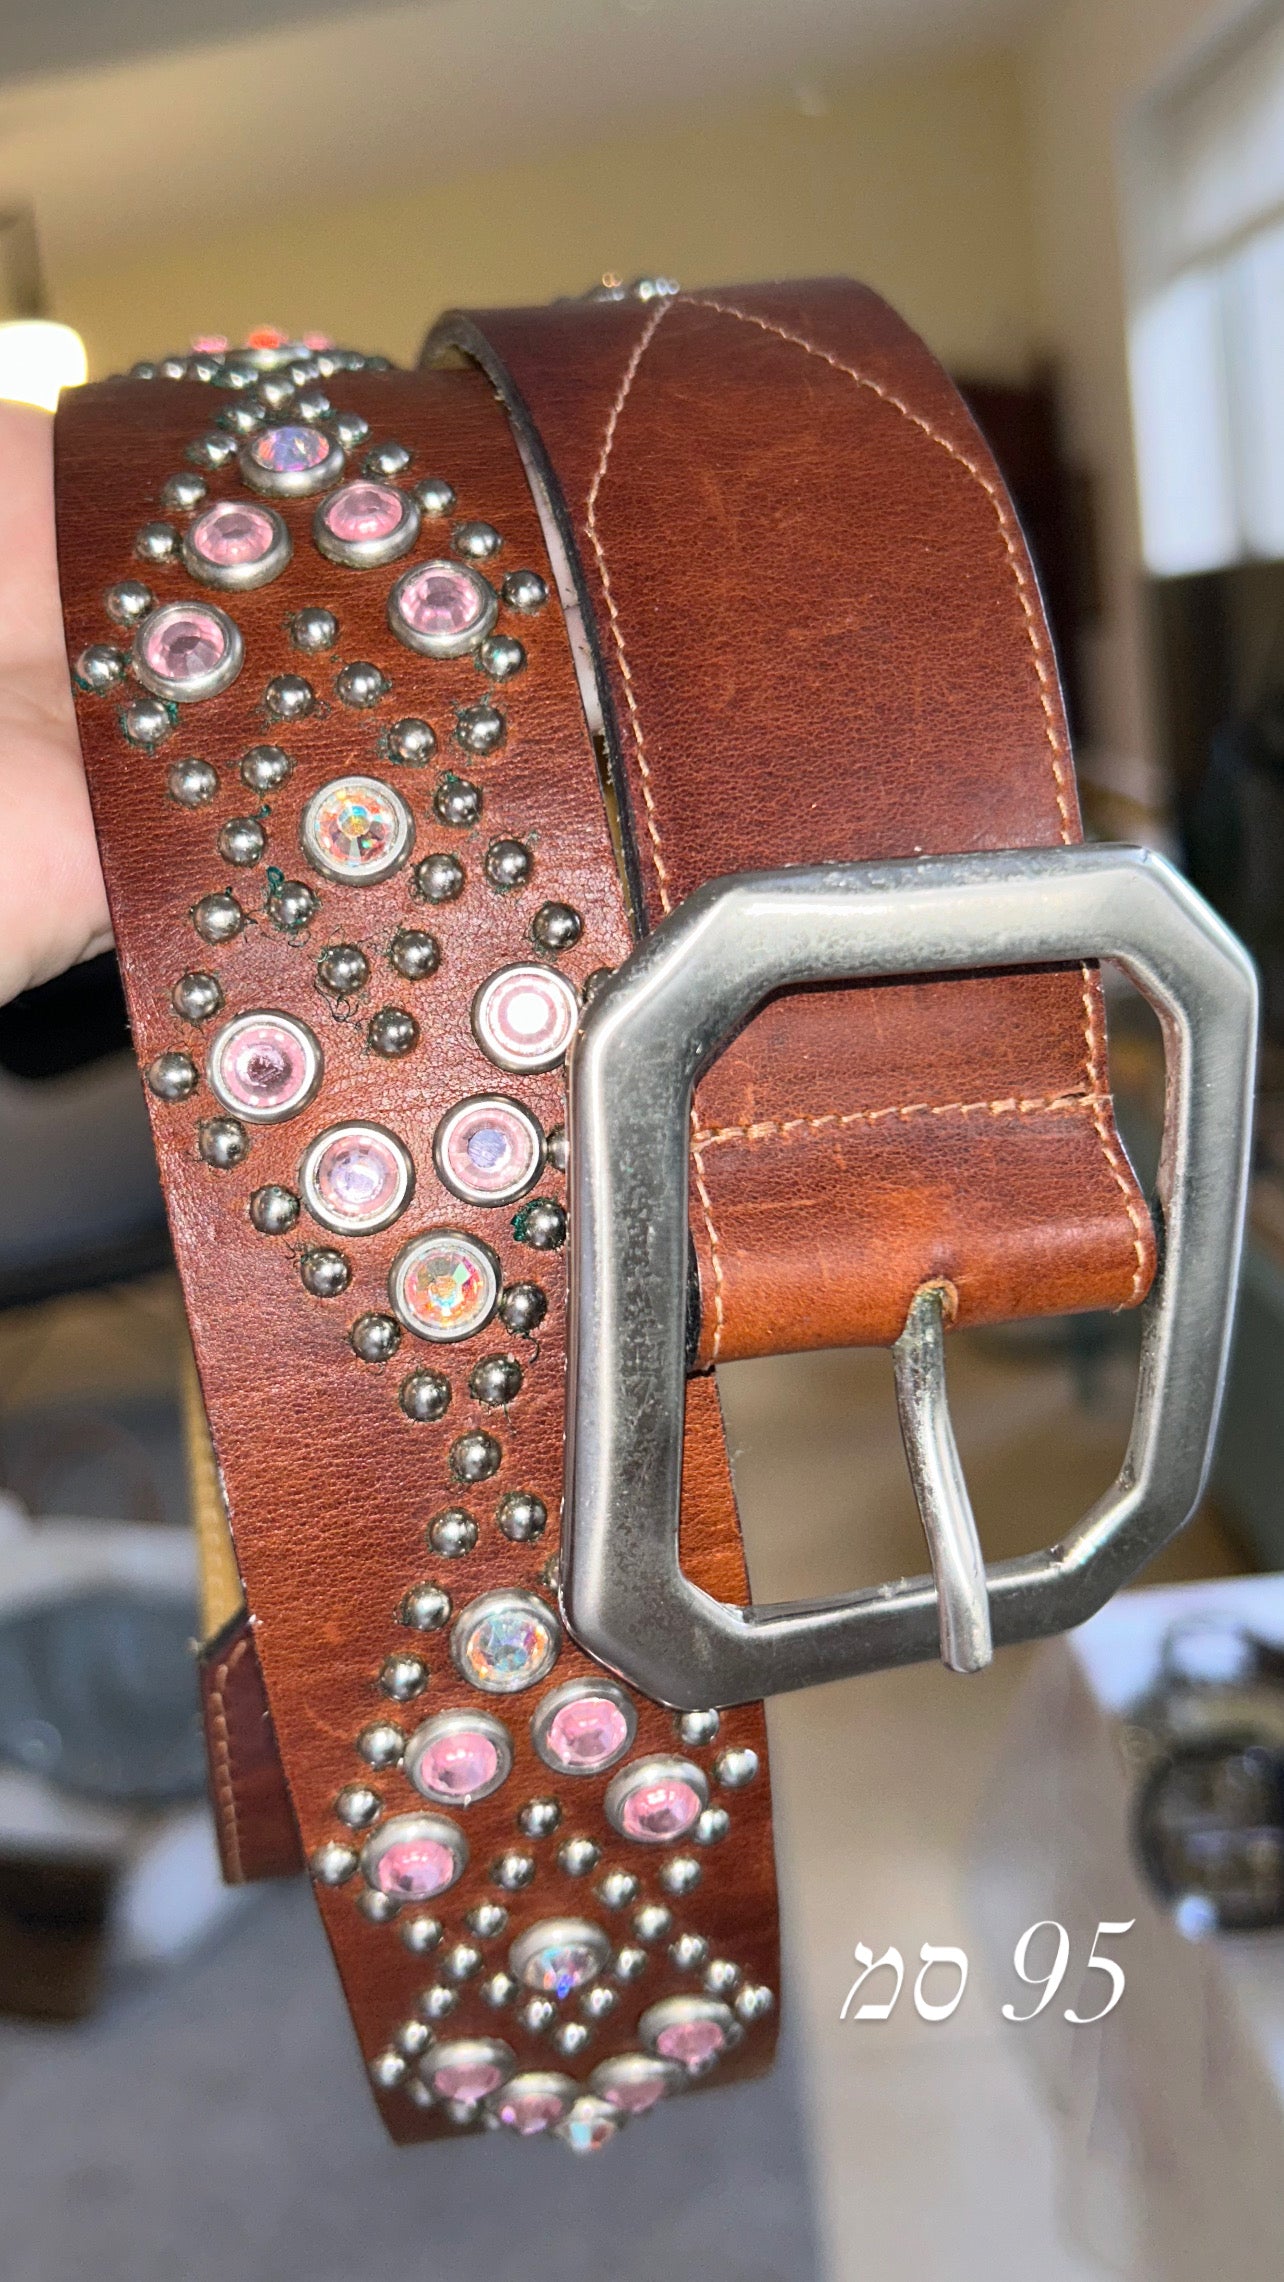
[54,280,1152,2149]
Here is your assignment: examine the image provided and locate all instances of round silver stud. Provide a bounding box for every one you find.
[419,1985,460,2023]
[167,755,219,807]
[378,1652,427,1701]
[310,1839,357,1886]
[514,1198,566,1251]
[613,1947,648,1983]
[160,470,208,513]
[456,703,506,758]
[218,815,266,867]
[469,1901,509,1939]
[696,1807,730,1845]
[502,568,547,612]
[450,1431,502,1483]
[249,1184,299,1235]
[336,660,390,709]
[472,963,579,1074]
[75,642,127,690]
[670,1933,708,1972]
[483,838,530,890]
[133,600,244,704]
[387,1230,500,1344]
[207,1009,322,1124]
[301,775,414,887]
[531,902,582,953]
[481,1972,518,2009]
[581,1984,618,2022]
[476,633,525,681]
[198,1117,249,1169]
[293,387,332,423]
[413,851,465,903]
[356,1722,405,1772]
[331,410,369,449]
[334,1783,381,1829]
[715,1746,759,1789]
[136,521,179,563]
[468,1354,522,1407]
[555,2022,591,2059]
[368,1006,419,1058]
[264,672,315,721]
[433,773,482,828]
[315,944,370,997]
[386,716,436,766]
[413,477,456,516]
[453,519,501,560]
[290,606,339,652]
[705,1958,742,1997]
[364,440,411,478]
[121,696,172,747]
[183,500,291,591]
[678,1708,720,1748]
[315,481,420,569]
[388,927,440,981]
[736,1982,775,2023]
[240,743,292,792]
[519,1798,561,1839]
[171,970,223,1023]
[192,891,244,944]
[146,1050,198,1102]
[369,2048,407,2091]
[496,1490,547,1543]
[300,1246,351,1298]
[106,578,155,625]
[399,1912,441,1954]
[582,967,614,1003]
[495,1852,537,1893]
[429,1508,477,1558]
[632,1905,672,1944]
[187,431,238,470]
[351,1311,401,1363]
[400,1584,452,1633]
[546,1126,569,1174]
[267,878,318,933]
[597,1870,639,1911]
[497,1285,547,1339]
[558,1838,600,1877]
[393,2018,431,2058]
[533,1678,637,1780]
[360,1810,467,1903]
[241,424,344,497]
[399,1369,451,1424]
[638,1994,740,2072]
[443,1942,483,1983]
[660,1857,702,1897]
[356,1887,401,1925]
[388,559,498,658]
[520,1995,556,2035]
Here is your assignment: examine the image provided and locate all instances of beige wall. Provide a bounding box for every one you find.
[54,47,1038,386]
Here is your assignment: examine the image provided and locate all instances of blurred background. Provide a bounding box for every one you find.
[2,1,1284,2278]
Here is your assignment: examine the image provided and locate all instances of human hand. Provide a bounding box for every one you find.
[0,402,110,1007]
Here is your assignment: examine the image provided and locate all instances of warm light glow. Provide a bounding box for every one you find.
[0,320,88,411]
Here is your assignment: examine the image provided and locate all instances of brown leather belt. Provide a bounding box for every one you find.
[54,279,1157,2151]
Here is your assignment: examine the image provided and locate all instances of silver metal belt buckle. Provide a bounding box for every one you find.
[563,846,1258,1710]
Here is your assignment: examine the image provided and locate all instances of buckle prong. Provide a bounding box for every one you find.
[893,1285,992,1676]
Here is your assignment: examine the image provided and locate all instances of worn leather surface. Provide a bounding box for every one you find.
[57,361,777,2143]
[427,282,1156,1361]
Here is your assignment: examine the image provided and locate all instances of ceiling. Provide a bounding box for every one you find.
[0,0,1041,271]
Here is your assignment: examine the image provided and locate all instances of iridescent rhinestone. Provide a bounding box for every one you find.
[488,2073,575,2137]
[361,1812,466,1901]
[184,499,289,588]
[509,1919,611,1999]
[453,1590,560,1695]
[243,422,343,496]
[301,775,413,885]
[557,2096,620,2154]
[388,559,497,657]
[533,1680,635,1777]
[605,1757,709,1845]
[206,1011,321,1124]
[433,1096,543,1208]
[315,479,419,567]
[423,2041,513,2105]
[471,964,580,1074]
[388,1230,500,1343]
[404,1710,511,1806]
[300,1122,412,1235]
[134,601,243,701]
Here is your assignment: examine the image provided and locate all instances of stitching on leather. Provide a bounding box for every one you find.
[207,1630,251,1886]
[583,297,676,914]
[693,1087,1109,1148]
[690,1127,728,1361]
[1077,980,1150,1305]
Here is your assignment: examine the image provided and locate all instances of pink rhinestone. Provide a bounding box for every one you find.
[312,1131,404,1225]
[604,2075,669,2115]
[252,424,329,474]
[473,966,580,1073]
[431,2057,505,2102]
[189,500,277,568]
[373,1836,457,1901]
[212,1018,314,1117]
[140,606,228,686]
[397,563,486,639]
[437,1098,541,1204]
[655,2018,726,2068]
[620,1776,702,1843]
[545,1696,630,1774]
[415,1729,500,1801]
[323,482,405,544]
[496,2088,565,2136]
